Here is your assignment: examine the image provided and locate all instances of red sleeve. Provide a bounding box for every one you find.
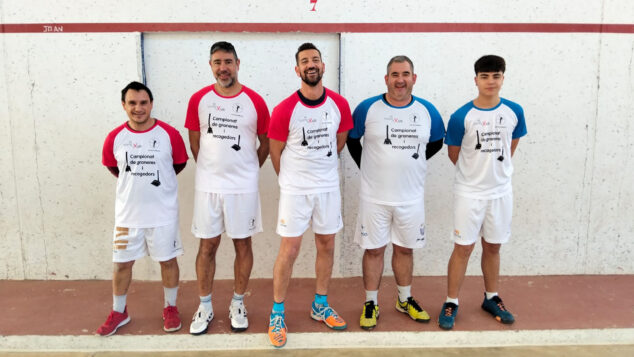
[102,124,125,166]
[157,120,189,164]
[243,86,271,135]
[327,89,353,133]
[268,94,298,142]
[185,85,213,131]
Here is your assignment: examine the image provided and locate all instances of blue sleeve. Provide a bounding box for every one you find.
[445,114,464,146]
[349,95,381,139]
[415,98,445,142]
[507,101,527,139]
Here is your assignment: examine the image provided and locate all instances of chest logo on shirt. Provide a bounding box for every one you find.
[409,113,422,127]
[232,103,243,113]
[495,115,506,128]
[148,138,161,152]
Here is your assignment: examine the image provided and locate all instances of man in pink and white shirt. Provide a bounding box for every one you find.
[99,81,188,336]
[267,43,353,348]
[185,41,270,334]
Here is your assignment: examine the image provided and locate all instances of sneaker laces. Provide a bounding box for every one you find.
[444,303,457,316]
[407,297,423,312]
[364,301,375,318]
[270,315,285,333]
[491,296,507,311]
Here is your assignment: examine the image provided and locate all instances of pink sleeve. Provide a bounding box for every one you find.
[102,125,124,166]
[244,87,271,135]
[185,86,213,131]
[158,121,189,164]
[328,90,353,133]
[268,96,296,142]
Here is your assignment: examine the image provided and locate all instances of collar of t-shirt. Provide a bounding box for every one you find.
[382,94,414,107]
[296,89,326,106]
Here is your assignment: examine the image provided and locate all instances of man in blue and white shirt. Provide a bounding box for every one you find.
[439,55,527,330]
[347,55,445,330]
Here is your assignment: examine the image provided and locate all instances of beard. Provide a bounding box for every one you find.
[215,71,236,88]
[300,68,322,87]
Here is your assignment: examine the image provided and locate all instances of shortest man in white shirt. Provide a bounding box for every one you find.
[98,81,189,336]
[439,55,527,330]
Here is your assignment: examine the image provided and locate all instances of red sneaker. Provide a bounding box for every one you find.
[96,308,130,336]
[163,306,182,332]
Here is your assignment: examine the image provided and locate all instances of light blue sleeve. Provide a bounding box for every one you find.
[414,97,445,142]
[349,95,382,139]
[503,99,528,139]
[445,103,471,146]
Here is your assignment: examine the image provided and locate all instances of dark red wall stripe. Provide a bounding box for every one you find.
[2,22,634,34]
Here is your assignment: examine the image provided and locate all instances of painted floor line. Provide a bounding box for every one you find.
[1,328,633,352]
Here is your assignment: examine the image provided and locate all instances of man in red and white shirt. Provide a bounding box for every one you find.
[267,43,353,348]
[99,81,189,336]
[185,41,270,334]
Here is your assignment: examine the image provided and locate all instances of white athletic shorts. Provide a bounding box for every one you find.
[276,191,343,237]
[191,191,262,239]
[452,193,513,245]
[354,198,426,249]
[112,221,183,263]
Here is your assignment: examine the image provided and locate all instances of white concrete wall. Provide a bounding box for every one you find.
[1,0,633,280]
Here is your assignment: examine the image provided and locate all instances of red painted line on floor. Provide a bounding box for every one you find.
[1,22,634,34]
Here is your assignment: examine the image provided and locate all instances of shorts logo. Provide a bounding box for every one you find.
[279,219,287,227]
[360,224,368,237]
[453,229,461,238]
[417,224,426,242]
[249,217,256,230]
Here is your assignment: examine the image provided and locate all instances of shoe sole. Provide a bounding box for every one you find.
[231,325,248,332]
[395,305,430,323]
[482,306,515,324]
[99,316,131,337]
[163,323,182,332]
[310,312,347,330]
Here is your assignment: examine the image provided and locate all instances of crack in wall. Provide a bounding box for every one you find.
[580,0,606,273]
[26,47,49,279]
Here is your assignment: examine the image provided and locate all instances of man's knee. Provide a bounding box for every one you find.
[233,237,252,255]
[199,237,221,256]
[114,261,134,273]
[481,239,501,255]
[365,246,386,258]
[159,257,179,269]
[453,243,475,259]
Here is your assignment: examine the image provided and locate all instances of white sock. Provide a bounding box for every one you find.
[485,291,498,300]
[164,287,178,307]
[397,285,411,302]
[200,294,213,312]
[231,292,244,305]
[113,294,127,313]
[446,296,459,305]
[365,290,378,305]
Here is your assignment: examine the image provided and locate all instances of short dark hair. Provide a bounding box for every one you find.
[474,55,506,74]
[295,42,321,64]
[210,41,238,60]
[386,55,414,74]
[121,81,153,102]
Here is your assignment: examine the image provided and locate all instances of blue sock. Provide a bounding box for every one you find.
[314,294,328,307]
[272,301,285,314]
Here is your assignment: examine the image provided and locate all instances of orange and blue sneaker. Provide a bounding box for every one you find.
[310,302,347,330]
[360,300,379,330]
[268,312,287,348]
[395,296,430,323]
[481,294,515,324]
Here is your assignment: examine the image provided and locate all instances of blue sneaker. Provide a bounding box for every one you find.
[438,302,458,330]
[481,294,515,324]
[310,302,347,330]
